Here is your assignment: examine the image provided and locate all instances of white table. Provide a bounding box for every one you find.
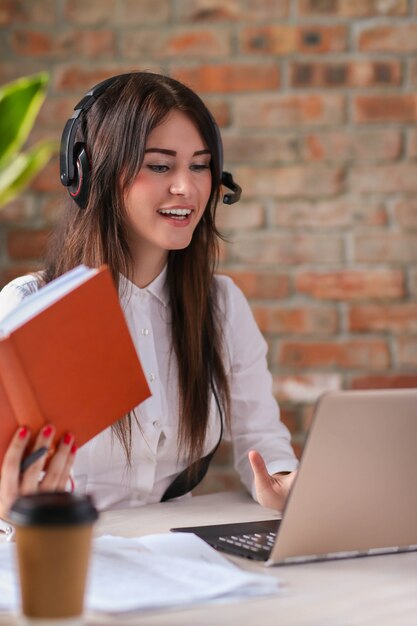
[2,491,416,626]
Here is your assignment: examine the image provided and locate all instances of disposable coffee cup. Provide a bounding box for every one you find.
[9,492,98,626]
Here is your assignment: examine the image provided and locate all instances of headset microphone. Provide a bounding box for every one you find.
[221,171,241,205]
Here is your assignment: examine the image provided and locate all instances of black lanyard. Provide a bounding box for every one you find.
[160,382,224,502]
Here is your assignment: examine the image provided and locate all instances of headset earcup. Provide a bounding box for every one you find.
[69,144,91,210]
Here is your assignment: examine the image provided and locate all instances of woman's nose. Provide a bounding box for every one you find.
[169,170,192,196]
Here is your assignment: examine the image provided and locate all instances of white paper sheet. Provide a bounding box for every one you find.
[0,533,281,614]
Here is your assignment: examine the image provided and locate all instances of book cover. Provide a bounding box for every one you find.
[0,265,151,467]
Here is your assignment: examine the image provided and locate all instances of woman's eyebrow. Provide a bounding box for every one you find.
[144,148,211,156]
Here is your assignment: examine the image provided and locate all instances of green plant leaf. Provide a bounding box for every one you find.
[0,72,49,167]
[0,139,58,207]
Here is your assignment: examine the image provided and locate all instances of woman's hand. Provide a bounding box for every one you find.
[248,449,297,512]
[0,424,76,520]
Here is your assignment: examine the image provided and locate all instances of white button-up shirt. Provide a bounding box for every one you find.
[0,268,298,511]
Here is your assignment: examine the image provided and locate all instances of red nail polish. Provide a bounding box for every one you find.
[70,443,77,455]
[18,426,28,439]
[63,432,73,445]
[42,425,53,438]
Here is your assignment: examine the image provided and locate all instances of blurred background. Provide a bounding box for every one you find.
[1,0,417,493]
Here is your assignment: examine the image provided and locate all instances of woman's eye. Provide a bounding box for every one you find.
[147,164,169,173]
[190,164,210,172]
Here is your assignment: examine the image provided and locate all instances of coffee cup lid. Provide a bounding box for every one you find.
[9,492,99,526]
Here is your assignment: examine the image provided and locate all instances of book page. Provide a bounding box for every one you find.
[0,265,97,334]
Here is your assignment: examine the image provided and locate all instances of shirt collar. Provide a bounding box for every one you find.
[119,265,169,307]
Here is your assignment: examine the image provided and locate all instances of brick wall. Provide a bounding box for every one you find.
[1,0,417,494]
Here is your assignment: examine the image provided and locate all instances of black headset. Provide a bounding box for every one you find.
[59,74,242,210]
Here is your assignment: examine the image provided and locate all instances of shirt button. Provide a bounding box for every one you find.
[149,373,156,382]
[141,328,150,336]
[153,420,161,429]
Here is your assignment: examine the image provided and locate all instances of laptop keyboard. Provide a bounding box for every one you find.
[171,519,281,562]
[216,530,277,559]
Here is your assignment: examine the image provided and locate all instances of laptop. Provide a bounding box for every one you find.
[172,389,417,565]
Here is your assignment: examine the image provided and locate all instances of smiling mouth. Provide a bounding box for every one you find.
[157,208,192,221]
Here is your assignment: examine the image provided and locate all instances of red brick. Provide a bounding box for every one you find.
[11,30,116,59]
[277,339,390,370]
[222,134,299,164]
[240,24,347,55]
[178,0,290,21]
[297,0,408,17]
[271,197,387,229]
[232,233,343,265]
[359,24,417,52]
[30,157,62,193]
[354,233,417,264]
[116,0,170,24]
[253,304,338,334]
[351,163,417,193]
[0,197,36,224]
[243,0,290,19]
[235,93,345,128]
[79,30,116,58]
[299,24,348,53]
[216,201,265,230]
[273,373,342,403]
[39,194,65,226]
[37,96,82,129]
[122,28,231,59]
[290,441,304,460]
[240,25,296,55]
[300,404,315,434]
[397,337,417,368]
[11,31,51,56]
[220,270,290,299]
[301,129,402,161]
[233,164,344,198]
[0,0,14,25]
[393,199,417,227]
[410,59,417,86]
[408,268,417,300]
[3,0,56,24]
[0,63,36,86]
[354,94,417,124]
[7,230,51,260]
[295,270,404,300]
[54,65,161,93]
[349,304,417,333]
[64,0,117,24]
[23,126,58,152]
[54,66,121,93]
[278,406,299,435]
[351,374,417,390]
[172,63,280,93]
[177,0,241,21]
[410,270,417,298]
[204,99,230,128]
[407,128,417,158]
[218,239,228,263]
[0,264,44,288]
[290,60,401,88]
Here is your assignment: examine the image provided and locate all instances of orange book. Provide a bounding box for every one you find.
[0,265,151,467]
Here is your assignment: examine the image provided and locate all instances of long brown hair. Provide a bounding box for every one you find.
[45,72,230,468]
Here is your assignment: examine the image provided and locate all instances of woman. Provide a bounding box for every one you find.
[0,72,298,528]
